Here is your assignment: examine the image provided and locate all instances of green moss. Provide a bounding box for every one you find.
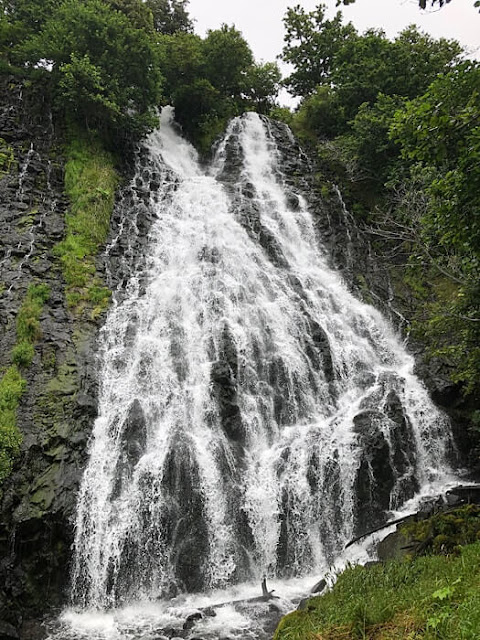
[16,283,50,345]
[12,342,35,368]
[401,505,480,556]
[54,129,118,316]
[17,208,38,232]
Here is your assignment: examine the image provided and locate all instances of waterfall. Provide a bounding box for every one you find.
[70,108,453,612]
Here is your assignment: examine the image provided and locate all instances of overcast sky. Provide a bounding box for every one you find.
[188,0,480,94]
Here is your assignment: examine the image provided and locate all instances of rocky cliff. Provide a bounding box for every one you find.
[0,76,104,637]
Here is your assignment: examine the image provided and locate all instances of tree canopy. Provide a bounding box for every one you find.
[0,0,281,145]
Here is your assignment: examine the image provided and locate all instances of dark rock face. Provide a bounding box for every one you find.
[353,411,395,535]
[0,77,105,634]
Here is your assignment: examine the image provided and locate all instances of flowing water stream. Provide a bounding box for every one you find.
[50,109,456,640]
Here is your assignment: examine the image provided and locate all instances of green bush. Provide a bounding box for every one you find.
[11,342,35,368]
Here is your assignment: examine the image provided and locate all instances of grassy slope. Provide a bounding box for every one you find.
[274,542,480,640]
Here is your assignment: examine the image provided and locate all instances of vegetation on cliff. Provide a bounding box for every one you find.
[0,283,50,488]
[55,130,117,316]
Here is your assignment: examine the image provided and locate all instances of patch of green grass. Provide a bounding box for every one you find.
[0,283,50,487]
[0,137,14,175]
[274,541,480,640]
[54,130,117,316]
[0,365,26,484]
[14,282,50,368]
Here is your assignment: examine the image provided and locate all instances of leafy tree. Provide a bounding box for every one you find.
[0,0,60,56]
[107,0,154,31]
[387,62,480,394]
[17,0,162,138]
[145,0,193,34]
[345,94,405,183]
[244,62,281,114]
[281,3,355,97]
[331,26,460,120]
[391,61,480,255]
[293,86,347,139]
[203,24,254,99]
[159,31,204,93]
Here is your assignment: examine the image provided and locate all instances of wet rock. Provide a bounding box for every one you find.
[310,578,327,594]
[183,612,202,630]
[353,411,395,536]
[210,360,244,442]
[122,399,147,465]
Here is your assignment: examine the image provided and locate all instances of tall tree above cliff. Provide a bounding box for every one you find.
[17,0,162,138]
[145,0,193,34]
[281,4,355,97]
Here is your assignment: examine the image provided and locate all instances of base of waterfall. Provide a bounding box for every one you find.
[44,479,465,640]
[46,577,317,640]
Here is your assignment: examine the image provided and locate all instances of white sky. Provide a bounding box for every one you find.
[188,0,480,105]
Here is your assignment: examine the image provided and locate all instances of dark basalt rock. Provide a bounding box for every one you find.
[353,411,395,536]
[210,360,244,443]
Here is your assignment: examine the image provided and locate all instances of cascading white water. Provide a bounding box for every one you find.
[70,108,454,620]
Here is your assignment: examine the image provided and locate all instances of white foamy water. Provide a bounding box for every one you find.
[56,108,457,639]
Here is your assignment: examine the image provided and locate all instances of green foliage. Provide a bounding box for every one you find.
[347,94,405,182]
[390,61,480,395]
[145,0,192,34]
[281,3,355,97]
[203,24,254,98]
[159,26,280,149]
[13,0,162,139]
[244,62,282,114]
[16,282,50,344]
[11,342,35,368]
[402,505,480,556]
[274,541,480,640]
[0,137,14,174]
[0,366,25,485]
[54,130,116,315]
[0,282,49,486]
[294,86,347,140]
[391,62,480,255]
[331,26,460,121]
